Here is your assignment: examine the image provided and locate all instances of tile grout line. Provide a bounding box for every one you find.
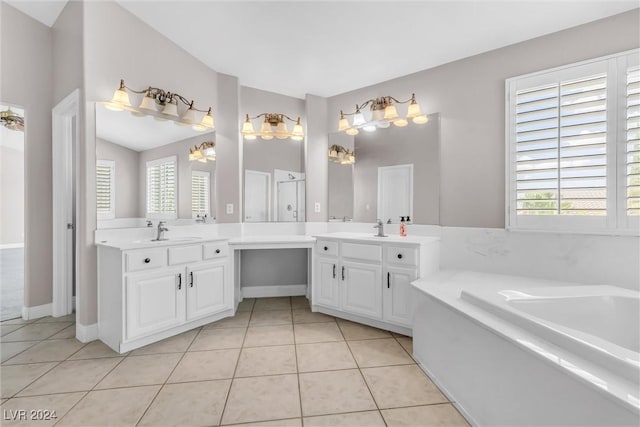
[291,297,305,426]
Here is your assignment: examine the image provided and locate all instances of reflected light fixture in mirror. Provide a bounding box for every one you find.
[0,107,25,132]
[338,93,428,135]
[105,79,215,132]
[328,144,355,165]
[242,113,304,141]
[189,141,216,163]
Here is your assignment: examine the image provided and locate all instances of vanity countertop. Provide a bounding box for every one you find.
[228,235,316,249]
[313,232,440,245]
[96,236,229,251]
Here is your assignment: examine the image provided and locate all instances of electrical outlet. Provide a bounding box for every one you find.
[314,202,321,213]
[226,203,233,214]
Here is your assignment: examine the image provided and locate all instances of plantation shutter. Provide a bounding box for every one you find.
[191,171,210,217]
[146,156,177,217]
[96,160,115,219]
[514,72,607,216]
[627,66,640,216]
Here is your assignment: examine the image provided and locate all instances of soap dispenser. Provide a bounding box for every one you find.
[400,216,407,237]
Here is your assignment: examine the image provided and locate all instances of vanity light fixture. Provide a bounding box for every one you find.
[337,93,428,135]
[106,79,215,132]
[189,141,216,163]
[241,113,304,141]
[0,108,24,132]
[328,144,355,165]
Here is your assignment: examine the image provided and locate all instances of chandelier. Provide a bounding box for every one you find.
[328,144,355,165]
[107,79,215,132]
[0,108,24,132]
[241,113,304,141]
[338,93,428,135]
[189,141,216,163]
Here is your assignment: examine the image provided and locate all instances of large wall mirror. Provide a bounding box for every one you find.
[95,103,216,228]
[243,137,305,222]
[328,113,440,224]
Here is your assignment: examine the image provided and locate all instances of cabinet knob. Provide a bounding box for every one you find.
[144,258,151,263]
[324,246,328,251]
[397,254,403,259]
[215,249,221,254]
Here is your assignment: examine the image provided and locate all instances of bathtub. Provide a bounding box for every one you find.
[411,270,640,426]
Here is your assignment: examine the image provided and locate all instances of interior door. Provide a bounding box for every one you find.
[277,180,298,221]
[245,170,270,222]
[383,266,418,327]
[340,260,382,319]
[187,262,227,320]
[378,164,413,224]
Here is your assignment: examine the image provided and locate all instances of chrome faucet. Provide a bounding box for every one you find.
[373,219,387,237]
[154,221,169,241]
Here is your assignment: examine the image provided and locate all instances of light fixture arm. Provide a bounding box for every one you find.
[118,79,212,113]
[340,93,416,117]
[246,112,300,124]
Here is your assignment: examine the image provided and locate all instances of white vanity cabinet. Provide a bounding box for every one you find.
[98,239,233,353]
[312,234,439,335]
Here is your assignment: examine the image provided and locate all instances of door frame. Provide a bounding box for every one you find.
[52,89,80,318]
[244,170,271,222]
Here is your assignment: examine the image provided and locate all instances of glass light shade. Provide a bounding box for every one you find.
[197,157,207,163]
[352,112,366,126]
[139,94,157,111]
[292,123,304,137]
[377,121,390,129]
[338,117,350,132]
[412,114,429,124]
[260,135,274,140]
[363,124,377,132]
[260,120,273,134]
[338,151,344,159]
[406,101,423,118]
[155,115,169,121]
[162,101,178,117]
[329,149,338,158]
[242,119,255,134]
[181,107,197,124]
[204,147,216,158]
[110,88,131,107]
[245,134,257,140]
[104,102,125,112]
[275,121,289,139]
[200,110,215,129]
[189,150,203,161]
[291,135,303,141]
[393,118,409,127]
[383,104,399,120]
[345,127,359,136]
[192,124,206,131]
[371,108,384,122]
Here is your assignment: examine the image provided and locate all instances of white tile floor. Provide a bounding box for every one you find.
[0,297,469,426]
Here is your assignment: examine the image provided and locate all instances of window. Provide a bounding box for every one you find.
[146,156,177,219]
[191,170,210,218]
[506,50,639,233]
[96,160,115,220]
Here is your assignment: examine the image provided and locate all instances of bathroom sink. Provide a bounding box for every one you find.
[132,237,203,244]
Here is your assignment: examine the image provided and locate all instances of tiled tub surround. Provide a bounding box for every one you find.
[411,271,640,427]
[0,297,469,427]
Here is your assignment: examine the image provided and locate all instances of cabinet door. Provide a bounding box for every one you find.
[313,258,339,309]
[383,266,418,327]
[187,261,229,321]
[126,268,185,340]
[341,261,382,319]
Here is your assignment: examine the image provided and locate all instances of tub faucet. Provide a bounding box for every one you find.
[154,221,169,241]
[373,219,387,237]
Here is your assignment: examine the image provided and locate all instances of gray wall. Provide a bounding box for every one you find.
[240,249,308,287]
[138,133,216,219]
[352,114,440,224]
[305,94,329,222]
[1,3,53,307]
[327,132,354,220]
[0,144,25,244]
[325,9,640,228]
[95,138,141,219]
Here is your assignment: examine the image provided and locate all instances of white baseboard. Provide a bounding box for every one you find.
[0,243,24,250]
[76,323,99,343]
[241,284,307,298]
[22,303,52,320]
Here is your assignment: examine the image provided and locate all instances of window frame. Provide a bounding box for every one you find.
[505,49,640,236]
[96,159,115,220]
[145,155,178,220]
[191,170,211,219]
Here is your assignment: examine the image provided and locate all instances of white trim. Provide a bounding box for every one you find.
[0,243,24,249]
[76,322,99,343]
[241,284,307,298]
[52,89,79,319]
[22,303,52,320]
[313,304,412,336]
[96,159,116,220]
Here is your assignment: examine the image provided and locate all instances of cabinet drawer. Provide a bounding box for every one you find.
[126,248,166,272]
[316,240,338,257]
[168,245,202,265]
[342,242,381,262]
[203,242,229,260]
[385,246,418,267]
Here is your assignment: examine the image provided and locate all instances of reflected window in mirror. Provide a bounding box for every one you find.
[96,160,115,220]
[146,156,177,220]
[191,170,210,219]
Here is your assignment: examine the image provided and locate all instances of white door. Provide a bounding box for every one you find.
[277,180,300,222]
[313,258,339,309]
[378,164,413,224]
[341,261,382,319]
[383,266,418,327]
[126,268,185,340]
[245,170,270,222]
[187,262,227,320]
